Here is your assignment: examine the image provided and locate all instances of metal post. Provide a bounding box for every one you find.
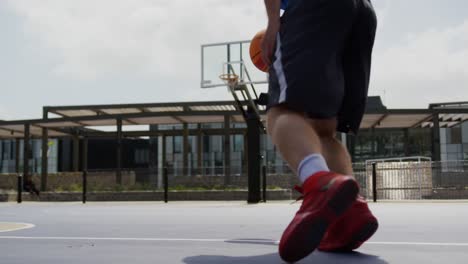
[149,125,158,186]
[23,124,30,187]
[116,117,122,185]
[431,113,442,186]
[15,138,20,173]
[163,166,168,203]
[432,113,441,161]
[372,162,377,202]
[41,109,49,192]
[243,132,248,176]
[227,44,231,75]
[262,165,267,203]
[82,137,88,204]
[158,134,168,192]
[197,125,203,176]
[183,123,189,176]
[17,174,22,203]
[417,161,422,200]
[224,115,231,185]
[72,136,79,172]
[247,107,261,203]
[41,128,48,192]
[162,134,166,174]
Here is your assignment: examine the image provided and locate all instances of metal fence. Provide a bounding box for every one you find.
[1,159,468,202]
[359,158,468,200]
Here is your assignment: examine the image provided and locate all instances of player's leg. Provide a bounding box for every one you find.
[319,0,379,252]
[267,106,359,263]
[306,117,378,252]
[267,107,354,179]
[267,108,353,176]
[308,118,353,176]
[266,105,323,174]
[267,0,364,262]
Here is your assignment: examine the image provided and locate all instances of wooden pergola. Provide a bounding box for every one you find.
[1,99,467,201]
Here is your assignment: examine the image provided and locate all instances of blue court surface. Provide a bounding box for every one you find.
[1,201,467,264]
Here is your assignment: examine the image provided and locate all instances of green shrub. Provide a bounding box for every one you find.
[69,184,82,192]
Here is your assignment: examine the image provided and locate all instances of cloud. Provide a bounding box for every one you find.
[372,0,391,30]
[6,0,267,80]
[0,106,12,120]
[4,0,468,112]
[371,19,468,108]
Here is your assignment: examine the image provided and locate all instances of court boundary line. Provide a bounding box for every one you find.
[0,236,467,247]
[0,223,35,233]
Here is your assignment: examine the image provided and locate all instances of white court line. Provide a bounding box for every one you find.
[0,223,35,233]
[0,236,467,247]
[366,241,468,247]
[0,236,229,242]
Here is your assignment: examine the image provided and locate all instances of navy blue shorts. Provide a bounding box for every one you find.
[268,0,377,134]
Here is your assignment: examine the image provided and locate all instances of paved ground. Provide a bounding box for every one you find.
[0,201,467,263]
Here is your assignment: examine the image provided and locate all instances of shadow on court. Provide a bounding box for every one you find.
[184,238,388,264]
[183,251,388,264]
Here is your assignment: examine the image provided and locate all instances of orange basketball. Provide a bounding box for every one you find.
[249,29,269,72]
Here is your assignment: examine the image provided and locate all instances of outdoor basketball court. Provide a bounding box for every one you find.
[1,201,467,263]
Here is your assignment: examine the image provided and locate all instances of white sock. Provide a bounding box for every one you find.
[297,154,330,183]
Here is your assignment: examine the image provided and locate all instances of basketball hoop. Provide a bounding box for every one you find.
[219,73,239,90]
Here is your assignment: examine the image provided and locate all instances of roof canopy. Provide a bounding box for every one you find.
[1,99,467,139]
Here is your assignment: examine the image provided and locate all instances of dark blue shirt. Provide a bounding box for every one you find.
[281,0,288,10]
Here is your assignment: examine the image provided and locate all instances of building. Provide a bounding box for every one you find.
[0,97,467,193]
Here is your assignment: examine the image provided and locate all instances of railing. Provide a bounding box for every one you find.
[359,159,468,200]
[2,160,468,203]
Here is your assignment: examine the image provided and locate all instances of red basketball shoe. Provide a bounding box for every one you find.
[318,195,379,252]
[278,171,359,263]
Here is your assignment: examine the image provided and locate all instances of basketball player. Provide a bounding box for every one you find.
[261,0,378,262]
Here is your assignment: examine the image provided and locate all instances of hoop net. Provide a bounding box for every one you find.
[219,73,239,90]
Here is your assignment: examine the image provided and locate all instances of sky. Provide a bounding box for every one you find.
[1,0,467,120]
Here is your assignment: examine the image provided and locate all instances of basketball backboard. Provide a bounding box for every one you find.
[201,40,268,89]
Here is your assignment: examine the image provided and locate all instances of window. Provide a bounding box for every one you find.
[462,121,468,143]
[203,135,222,153]
[201,123,223,129]
[3,141,11,160]
[166,136,173,154]
[352,129,407,162]
[353,130,373,161]
[232,135,243,152]
[408,128,432,157]
[0,141,4,160]
[449,126,462,144]
[47,140,58,173]
[231,122,247,129]
[173,136,182,153]
[134,149,149,164]
[159,124,183,130]
[188,136,196,153]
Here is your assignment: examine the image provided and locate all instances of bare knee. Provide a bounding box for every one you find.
[309,118,337,139]
[266,105,304,136]
[266,106,282,135]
